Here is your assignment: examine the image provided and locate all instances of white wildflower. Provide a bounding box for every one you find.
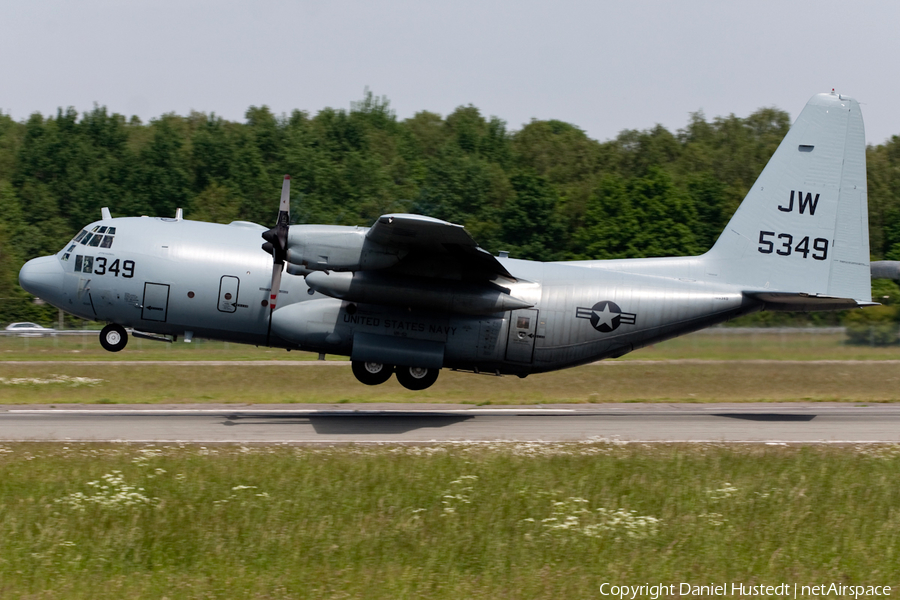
[706,484,739,500]
[56,472,157,512]
[698,512,727,526]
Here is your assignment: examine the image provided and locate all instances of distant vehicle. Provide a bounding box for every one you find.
[4,322,57,336]
[18,92,874,390]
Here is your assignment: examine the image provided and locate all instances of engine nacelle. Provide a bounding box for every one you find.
[305,271,534,315]
[284,225,403,272]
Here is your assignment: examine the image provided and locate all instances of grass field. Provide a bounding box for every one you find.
[2,360,900,404]
[0,442,897,599]
[2,330,900,404]
[3,329,900,362]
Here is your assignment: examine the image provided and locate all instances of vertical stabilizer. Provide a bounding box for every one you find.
[707,92,870,302]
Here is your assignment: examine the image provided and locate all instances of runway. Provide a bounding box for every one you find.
[1,403,899,443]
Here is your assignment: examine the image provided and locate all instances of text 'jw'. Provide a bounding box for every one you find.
[779,191,820,215]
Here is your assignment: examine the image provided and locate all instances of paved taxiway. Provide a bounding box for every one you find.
[1,403,899,443]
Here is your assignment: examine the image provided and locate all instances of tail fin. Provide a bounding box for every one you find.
[708,92,871,303]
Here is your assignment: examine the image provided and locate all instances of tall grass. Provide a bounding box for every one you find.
[1,443,898,598]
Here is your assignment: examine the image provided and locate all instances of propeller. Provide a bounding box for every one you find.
[261,175,291,311]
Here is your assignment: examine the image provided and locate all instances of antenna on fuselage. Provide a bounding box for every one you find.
[101,207,111,220]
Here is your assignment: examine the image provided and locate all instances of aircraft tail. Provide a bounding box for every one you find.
[707,92,871,304]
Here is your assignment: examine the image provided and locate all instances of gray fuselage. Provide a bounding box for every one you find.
[39,215,760,375]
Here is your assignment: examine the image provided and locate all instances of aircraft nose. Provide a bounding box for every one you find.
[19,256,65,301]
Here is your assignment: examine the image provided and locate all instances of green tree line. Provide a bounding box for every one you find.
[2,91,900,325]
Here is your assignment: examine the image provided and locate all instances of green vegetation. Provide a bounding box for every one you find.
[2,331,900,404]
[3,92,900,327]
[2,360,899,404]
[0,443,897,599]
[4,328,899,362]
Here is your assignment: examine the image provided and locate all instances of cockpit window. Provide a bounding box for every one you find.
[78,226,116,248]
[91,226,100,232]
[74,230,88,243]
[74,255,83,271]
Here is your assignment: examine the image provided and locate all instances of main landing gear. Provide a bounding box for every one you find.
[350,361,440,390]
[99,323,128,352]
[351,361,394,386]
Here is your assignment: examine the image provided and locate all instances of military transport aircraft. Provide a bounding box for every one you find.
[18,92,873,390]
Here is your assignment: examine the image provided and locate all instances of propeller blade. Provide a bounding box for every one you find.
[269,262,284,310]
[263,175,291,312]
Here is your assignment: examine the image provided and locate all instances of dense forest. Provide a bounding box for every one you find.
[2,91,900,326]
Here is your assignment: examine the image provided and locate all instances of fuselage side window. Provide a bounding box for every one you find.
[74,255,83,272]
[82,256,93,273]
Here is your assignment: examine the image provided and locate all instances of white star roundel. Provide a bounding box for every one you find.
[575,301,637,333]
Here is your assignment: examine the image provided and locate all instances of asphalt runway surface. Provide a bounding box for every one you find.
[1,403,899,443]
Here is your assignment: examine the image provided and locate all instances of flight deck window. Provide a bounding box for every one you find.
[74,230,88,243]
[74,256,83,271]
[91,226,99,232]
[107,227,116,235]
[88,235,102,247]
[98,226,108,234]
[81,234,92,245]
[62,253,70,261]
[82,256,93,273]
[99,235,114,248]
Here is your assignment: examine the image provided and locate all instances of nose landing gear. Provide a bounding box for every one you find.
[99,323,128,352]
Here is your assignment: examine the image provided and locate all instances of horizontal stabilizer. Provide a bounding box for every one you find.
[744,291,878,312]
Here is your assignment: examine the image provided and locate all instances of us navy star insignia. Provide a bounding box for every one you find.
[576,301,637,333]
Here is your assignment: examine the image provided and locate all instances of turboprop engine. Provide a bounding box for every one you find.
[305,271,533,315]
[283,225,403,273]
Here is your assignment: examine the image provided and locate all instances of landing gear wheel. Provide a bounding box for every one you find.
[395,366,439,391]
[99,324,128,352]
[351,361,394,386]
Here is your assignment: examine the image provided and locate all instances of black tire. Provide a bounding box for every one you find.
[395,366,439,391]
[99,324,128,352]
[351,361,394,386]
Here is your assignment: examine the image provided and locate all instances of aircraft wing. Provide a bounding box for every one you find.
[367,214,515,281]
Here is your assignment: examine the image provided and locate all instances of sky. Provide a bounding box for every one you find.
[2,0,899,145]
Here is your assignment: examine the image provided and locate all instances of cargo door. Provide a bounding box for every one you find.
[217,276,240,313]
[505,308,538,363]
[142,283,170,322]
